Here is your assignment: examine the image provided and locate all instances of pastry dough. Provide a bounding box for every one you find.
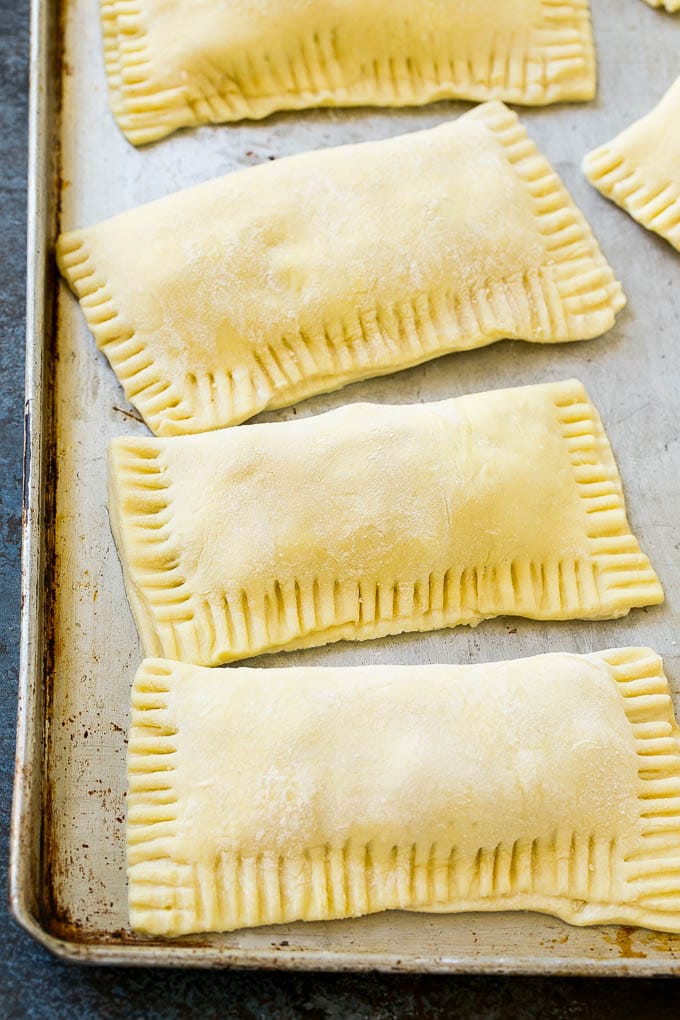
[101,0,597,144]
[58,103,625,437]
[108,379,662,666]
[583,77,680,251]
[642,0,679,12]
[127,648,680,936]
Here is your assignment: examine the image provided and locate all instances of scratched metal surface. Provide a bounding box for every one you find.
[10,0,680,972]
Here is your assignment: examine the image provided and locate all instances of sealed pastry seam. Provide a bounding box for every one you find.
[107,380,662,666]
[54,237,192,436]
[57,103,624,437]
[101,0,596,144]
[127,649,680,936]
[583,77,680,252]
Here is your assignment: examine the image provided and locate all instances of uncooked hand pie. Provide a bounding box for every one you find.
[583,77,680,251]
[101,0,596,144]
[107,379,662,666]
[127,648,680,936]
[57,103,624,436]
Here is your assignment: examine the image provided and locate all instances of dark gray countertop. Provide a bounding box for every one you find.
[1,1,679,1015]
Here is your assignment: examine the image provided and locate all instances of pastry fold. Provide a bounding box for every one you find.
[128,648,680,936]
[583,77,680,252]
[101,0,596,144]
[642,0,679,12]
[108,379,662,666]
[58,104,624,438]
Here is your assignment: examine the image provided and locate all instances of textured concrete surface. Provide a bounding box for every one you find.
[1,1,680,1016]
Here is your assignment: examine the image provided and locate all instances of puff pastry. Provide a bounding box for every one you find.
[101,0,596,145]
[108,379,662,666]
[584,77,680,252]
[128,648,680,936]
[57,103,625,438]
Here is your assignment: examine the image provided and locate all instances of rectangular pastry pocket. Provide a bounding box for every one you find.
[583,77,680,252]
[107,379,663,666]
[101,0,596,144]
[57,103,625,436]
[127,648,680,936]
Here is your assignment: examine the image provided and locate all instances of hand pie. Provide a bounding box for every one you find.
[101,0,596,144]
[583,77,680,252]
[58,103,624,437]
[128,648,680,936]
[108,379,662,666]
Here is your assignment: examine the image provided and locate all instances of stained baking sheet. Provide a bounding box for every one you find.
[10,0,680,971]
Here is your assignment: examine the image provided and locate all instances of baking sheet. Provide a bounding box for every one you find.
[10,0,680,971]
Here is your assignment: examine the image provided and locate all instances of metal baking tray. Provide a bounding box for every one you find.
[10,0,680,972]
